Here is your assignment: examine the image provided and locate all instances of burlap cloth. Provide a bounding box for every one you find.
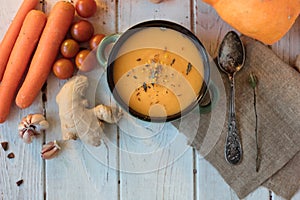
[174,36,300,199]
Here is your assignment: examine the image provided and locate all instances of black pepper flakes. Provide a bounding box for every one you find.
[1,142,8,151]
[186,62,192,75]
[143,82,148,92]
[136,58,141,62]
[16,179,23,186]
[133,75,138,79]
[170,58,176,66]
[7,152,15,159]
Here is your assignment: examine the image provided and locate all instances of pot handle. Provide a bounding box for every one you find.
[96,34,121,67]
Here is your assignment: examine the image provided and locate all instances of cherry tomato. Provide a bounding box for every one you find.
[75,0,97,18]
[60,39,80,58]
[75,50,98,72]
[70,20,94,42]
[75,49,91,71]
[52,58,74,79]
[89,34,105,50]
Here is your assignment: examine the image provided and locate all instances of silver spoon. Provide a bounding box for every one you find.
[217,31,245,165]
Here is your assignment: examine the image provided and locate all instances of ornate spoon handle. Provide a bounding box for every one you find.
[225,75,243,165]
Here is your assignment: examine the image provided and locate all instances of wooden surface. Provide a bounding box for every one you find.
[0,0,299,200]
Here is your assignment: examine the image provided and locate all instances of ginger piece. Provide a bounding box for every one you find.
[56,75,122,146]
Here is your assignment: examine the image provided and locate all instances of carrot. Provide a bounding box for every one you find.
[0,0,39,81]
[0,10,47,123]
[15,1,75,109]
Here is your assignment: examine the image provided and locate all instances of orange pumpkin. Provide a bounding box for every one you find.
[203,0,300,44]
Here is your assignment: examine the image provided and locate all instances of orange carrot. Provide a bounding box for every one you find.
[0,10,47,123]
[0,0,39,81]
[15,1,75,109]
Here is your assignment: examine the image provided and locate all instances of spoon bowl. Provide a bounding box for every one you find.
[218,31,245,75]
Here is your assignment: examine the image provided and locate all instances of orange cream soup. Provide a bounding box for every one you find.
[113,27,205,118]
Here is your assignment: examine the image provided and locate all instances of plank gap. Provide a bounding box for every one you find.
[190,0,195,33]
[115,1,121,200]
[40,1,47,199]
[192,148,197,200]
[117,127,121,200]
[115,0,120,33]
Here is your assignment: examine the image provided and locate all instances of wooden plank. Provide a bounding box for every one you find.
[0,1,44,199]
[192,0,233,58]
[118,0,191,32]
[271,17,300,66]
[196,155,271,200]
[44,0,119,199]
[193,1,270,199]
[117,1,195,200]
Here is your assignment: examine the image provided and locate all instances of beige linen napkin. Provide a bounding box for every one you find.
[175,36,300,199]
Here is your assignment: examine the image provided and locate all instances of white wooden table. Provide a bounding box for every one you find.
[0,0,299,199]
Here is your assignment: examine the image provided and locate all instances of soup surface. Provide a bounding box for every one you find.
[112,27,205,118]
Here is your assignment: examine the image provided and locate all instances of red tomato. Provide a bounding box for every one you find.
[60,39,80,58]
[89,34,105,50]
[75,0,97,18]
[52,58,74,79]
[70,20,94,42]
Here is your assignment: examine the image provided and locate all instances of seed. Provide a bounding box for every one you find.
[1,142,8,151]
[16,179,24,186]
[7,152,15,159]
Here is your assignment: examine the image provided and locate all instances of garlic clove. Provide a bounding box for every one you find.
[35,120,49,132]
[18,113,50,144]
[41,140,61,160]
[25,114,33,123]
[18,123,25,132]
[21,129,36,144]
[30,114,46,125]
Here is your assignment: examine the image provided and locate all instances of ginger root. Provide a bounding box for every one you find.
[56,75,122,146]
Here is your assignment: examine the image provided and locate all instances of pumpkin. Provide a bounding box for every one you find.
[203,0,300,44]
